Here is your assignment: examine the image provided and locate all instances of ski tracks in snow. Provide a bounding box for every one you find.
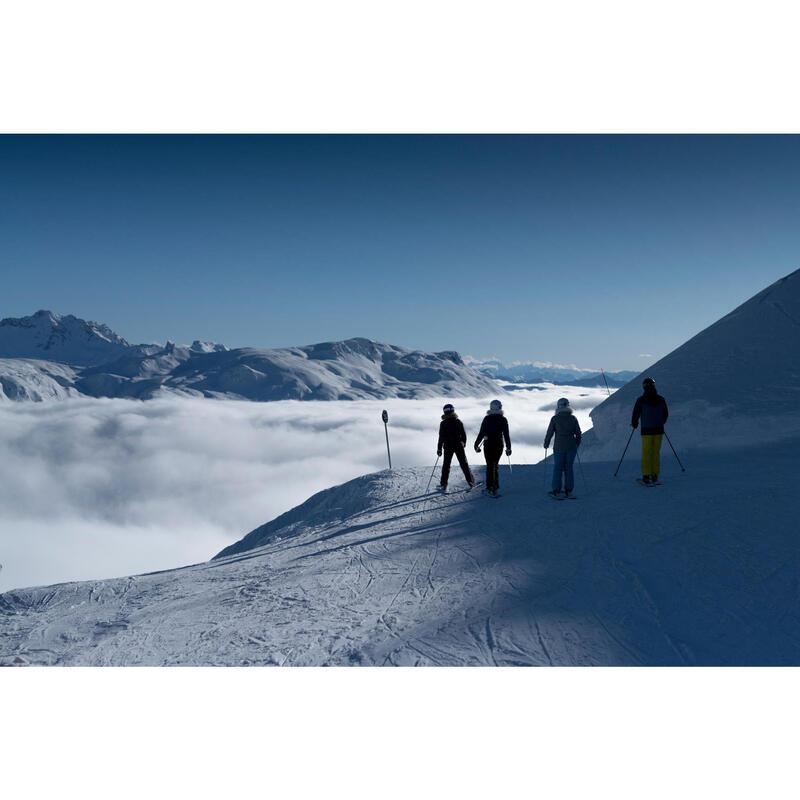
[3,458,797,666]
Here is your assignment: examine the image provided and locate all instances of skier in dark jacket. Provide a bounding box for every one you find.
[437,403,475,491]
[544,397,582,497]
[631,377,669,484]
[474,399,511,497]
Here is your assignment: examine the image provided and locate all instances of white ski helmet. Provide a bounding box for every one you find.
[489,399,502,411]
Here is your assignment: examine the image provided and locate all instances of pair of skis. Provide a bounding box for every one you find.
[435,481,484,496]
[636,478,663,487]
[438,482,500,498]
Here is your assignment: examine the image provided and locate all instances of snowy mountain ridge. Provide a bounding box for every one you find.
[0,311,500,402]
[466,356,638,387]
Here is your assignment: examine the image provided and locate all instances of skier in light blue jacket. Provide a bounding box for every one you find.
[544,397,582,497]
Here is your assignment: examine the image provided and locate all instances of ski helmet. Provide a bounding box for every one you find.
[557,397,569,408]
[642,377,656,388]
[442,403,455,414]
[489,399,502,411]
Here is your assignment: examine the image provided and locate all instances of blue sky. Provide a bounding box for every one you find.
[1,134,798,370]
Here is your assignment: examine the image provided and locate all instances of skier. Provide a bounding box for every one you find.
[474,399,511,497]
[631,377,669,485]
[543,397,582,498]
[436,403,475,492]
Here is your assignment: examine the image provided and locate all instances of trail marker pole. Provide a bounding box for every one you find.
[381,409,392,470]
[614,429,635,477]
[664,431,686,472]
[601,369,611,396]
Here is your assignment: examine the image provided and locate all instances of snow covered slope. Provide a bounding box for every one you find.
[583,268,800,459]
[2,452,797,666]
[0,359,81,401]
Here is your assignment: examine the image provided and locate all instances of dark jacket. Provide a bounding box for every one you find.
[474,412,511,450]
[438,413,467,450]
[632,388,668,435]
[544,409,582,451]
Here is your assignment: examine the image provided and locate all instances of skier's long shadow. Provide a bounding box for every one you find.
[340,493,432,520]
[202,505,451,570]
[204,492,478,570]
[291,518,466,562]
[264,492,476,555]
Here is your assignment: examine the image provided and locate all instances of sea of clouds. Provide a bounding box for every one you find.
[0,384,610,590]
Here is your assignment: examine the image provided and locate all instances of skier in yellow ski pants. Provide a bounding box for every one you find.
[641,434,663,477]
[631,377,669,485]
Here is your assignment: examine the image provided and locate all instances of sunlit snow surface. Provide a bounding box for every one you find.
[0,385,607,590]
[1,452,797,666]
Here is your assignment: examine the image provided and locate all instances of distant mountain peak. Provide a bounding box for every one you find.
[190,340,229,353]
[0,310,131,366]
[32,309,60,323]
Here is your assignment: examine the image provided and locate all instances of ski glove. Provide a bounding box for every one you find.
[474,445,481,453]
[505,448,512,456]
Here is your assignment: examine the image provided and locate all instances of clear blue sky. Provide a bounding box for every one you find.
[2,135,798,370]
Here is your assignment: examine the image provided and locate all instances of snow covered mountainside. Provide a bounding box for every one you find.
[76,339,500,401]
[582,267,800,459]
[0,310,140,366]
[2,451,797,666]
[0,312,500,401]
[467,357,637,387]
[0,359,81,401]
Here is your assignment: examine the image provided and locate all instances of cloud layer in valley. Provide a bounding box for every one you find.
[0,384,610,590]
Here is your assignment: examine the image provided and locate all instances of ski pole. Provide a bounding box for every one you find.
[507,453,513,475]
[543,447,548,490]
[381,409,392,470]
[601,368,611,397]
[425,455,440,493]
[664,431,686,472]
[614,428,635,477]
[576,448,588,493]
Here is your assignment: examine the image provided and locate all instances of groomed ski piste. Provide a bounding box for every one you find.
[2,268,800,666]
[1,443,797,666]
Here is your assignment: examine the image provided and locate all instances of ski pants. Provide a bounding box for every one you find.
[551,449,577,492]
[641,434,663,476]
[441,444,473,487]
[483,440,504,491]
